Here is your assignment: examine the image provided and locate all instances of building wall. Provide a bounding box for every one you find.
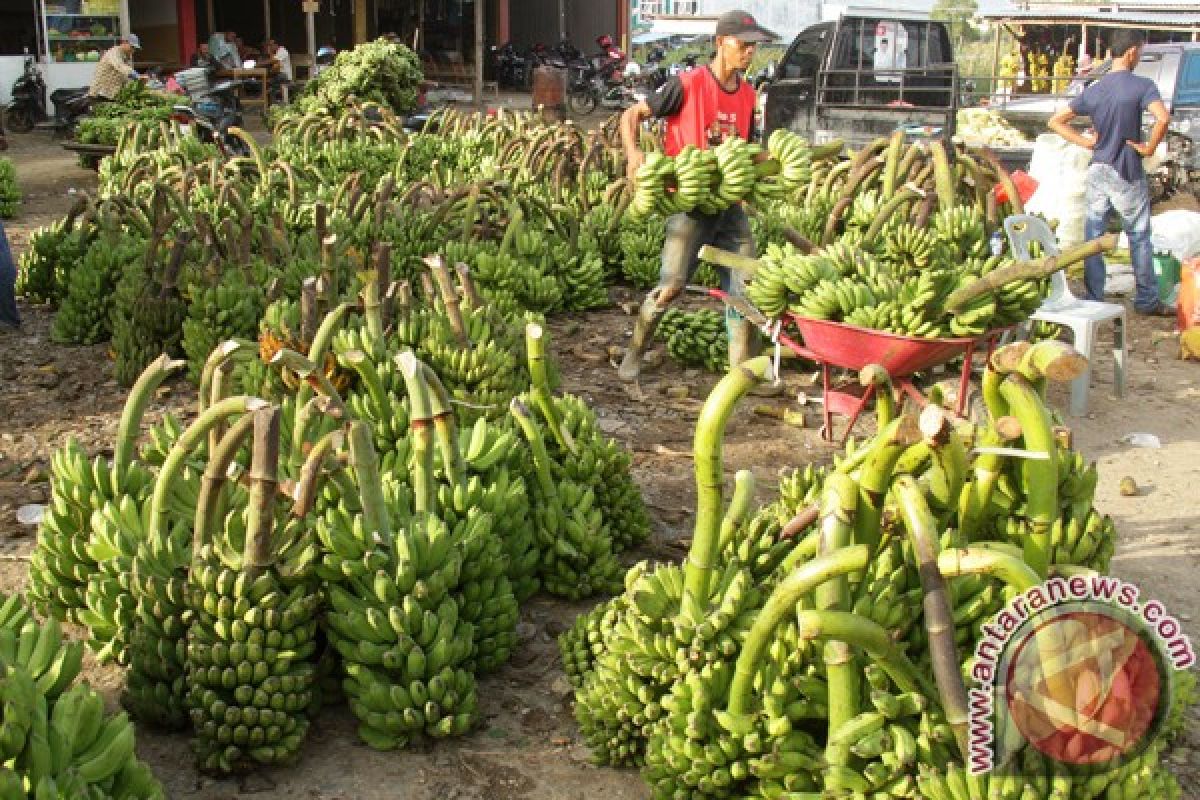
[130,0,179,64]
[508,0,618,50]
[698,0,819,41]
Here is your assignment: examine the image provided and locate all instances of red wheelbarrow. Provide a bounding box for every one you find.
[691,287,1008,443]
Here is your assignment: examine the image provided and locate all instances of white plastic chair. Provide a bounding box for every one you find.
[1003,214,1126,417]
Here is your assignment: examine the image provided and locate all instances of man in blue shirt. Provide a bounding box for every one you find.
[1049,29,1172,316]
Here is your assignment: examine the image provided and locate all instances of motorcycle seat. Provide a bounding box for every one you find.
[50,87,88,102]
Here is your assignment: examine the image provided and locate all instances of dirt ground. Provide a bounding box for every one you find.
[1,132,1198,798]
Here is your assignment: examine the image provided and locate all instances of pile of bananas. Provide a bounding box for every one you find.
[564,347,1191,800]
[1052,52,1077,94]
[745,206,1046,338]
[655,308,729,373]
[1027,49,1051,93]
[15,212,89,306]
[182,273,268,384]
[0,593,165,798]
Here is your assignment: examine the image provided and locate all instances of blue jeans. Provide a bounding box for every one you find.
[1082,164,1158,312]
[0,221,19,329]
[656,205,753,328]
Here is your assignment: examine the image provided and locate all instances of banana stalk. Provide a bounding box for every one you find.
[715,470,756,556]
[936,547,1040,592]
[113,354,185,478]
[956,416,1022,540]
[793,609,932,697]
[348,420,391,544]
[192,413,256,557]
[242,408,281,579]
[997,375,1058,577]
[525,323,574,454]
[397,351,435,514]
[723,544,870,723]
[854,414,921,551]
[893,475,969,760]
[683,356,773,623]
[817,473,861,773]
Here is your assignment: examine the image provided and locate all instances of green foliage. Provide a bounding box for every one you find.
[0,158,20,218]
[76,82,175,146]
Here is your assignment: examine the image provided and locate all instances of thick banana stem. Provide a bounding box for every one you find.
[817,473,862,772]
[956,416,1022,541]
[397,351,436,514]
[525,323,574,454]
[893,476,969,760]
[684,356,774,623]
[242,407,281,578]
[916,405,969,515]
[715,470,757,564]
[270,349,346,417]
[425,254,471,347]
[937,547,1040,592]
[293,428,344,519]
[150,396,267,544]
[945,235,1118,311]
[929,140,957,213]
[115,355,186,477]
[363,244,390,341]
[696,244,760,276]
[193,412,256,557]
[208,351,242,457]
[420,363,465,490]
[509,398,557,497]
[292,302,356,462]
[340,350,391,418]
[997,375,1059,577]
[724,545,870,723]
[198,341,243,415]
[880,129,906,199]
[855,414,921,551]
[347,420,391,542]
[859,364,895,429]
[1015,340,1088,385]
[793,609,933,696]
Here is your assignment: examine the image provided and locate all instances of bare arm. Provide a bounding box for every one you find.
[1127,99,1170,157]
[1048,107,1095,151]
[620,100,652,183]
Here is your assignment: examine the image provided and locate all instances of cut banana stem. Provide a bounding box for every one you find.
[193,412,256,556]
[945,235,1118,311]
[997,375,1058,578]
[893,475,970,760]
[796,609,932,695]
[197,341,243,416]
[420,363,465,490]
[114,354,185,477]
[347,419,391,543]
[525,323,575,454]
[817,473,862,772]
[956,417,1021,541]
[724,544,870,721]
[397,351,436,515]
[242,407,281,577]
[715,470,757,567]
[858,364,895,429]
[855,415,921,551]
[683,356,773,623]
[292,302,356,462]
[936,547,1040,592]
[696,244,761,277]
[509,398,557,497]
[150,396,266,544]
[293,428,343,519]
[1016,340,1088,384]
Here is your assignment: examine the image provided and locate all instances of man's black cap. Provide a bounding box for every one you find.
[714,10,776,43]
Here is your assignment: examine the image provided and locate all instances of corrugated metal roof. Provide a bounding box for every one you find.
[981,7,1200,27]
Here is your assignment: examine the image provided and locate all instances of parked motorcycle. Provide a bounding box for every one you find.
[171,67,248,156]
[5,53,93,136]
[567,56,652,115]
[491,42,530,89]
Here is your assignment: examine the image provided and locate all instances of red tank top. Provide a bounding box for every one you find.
[663,67,756,156]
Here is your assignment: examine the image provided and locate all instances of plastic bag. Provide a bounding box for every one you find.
[1150,210,1200,262]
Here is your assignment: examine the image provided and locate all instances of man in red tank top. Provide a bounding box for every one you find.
[617,10,776,383]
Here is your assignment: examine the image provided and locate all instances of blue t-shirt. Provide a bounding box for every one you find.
[1069,70,1162,183]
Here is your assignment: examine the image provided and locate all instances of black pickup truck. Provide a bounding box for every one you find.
[760,14,958,148]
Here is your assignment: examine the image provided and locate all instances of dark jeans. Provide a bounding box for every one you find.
[1082,164,1158,312]
[0,221,19,329]
[656,205,754,328]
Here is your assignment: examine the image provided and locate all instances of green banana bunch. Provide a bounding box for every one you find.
[766,129,814,193]
[182,272,267,384]
[618,214,667,289]
[656,308,729,373]
[558,594,630,689]
[50,226,140,345]
[536,392,651,553]
[16,218,90,306]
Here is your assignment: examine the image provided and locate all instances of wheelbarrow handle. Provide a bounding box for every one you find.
[686,286,810,357]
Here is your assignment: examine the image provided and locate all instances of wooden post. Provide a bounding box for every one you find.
[263,0,270,40]
[474,0,484,107]
[206,0,215,36]
[305,3,316,61]
[991,21,1001,95]
[497,0,509,44]
[557,0,566,41]
[354,0,367,43]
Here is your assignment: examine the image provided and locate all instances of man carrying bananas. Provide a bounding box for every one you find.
[617,10,777,383]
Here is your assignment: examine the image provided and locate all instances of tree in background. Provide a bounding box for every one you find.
[933,0,980,51]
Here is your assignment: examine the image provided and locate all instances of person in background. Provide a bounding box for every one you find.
[0,221,19,333]
[88,33,140,100]
[208,31,239,70]
[616,10,776,384]
[265,39,292,82]
[190,41,217,70]
[1049,28,1172,316]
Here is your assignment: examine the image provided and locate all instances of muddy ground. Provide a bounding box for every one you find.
[1,132,1198,798]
